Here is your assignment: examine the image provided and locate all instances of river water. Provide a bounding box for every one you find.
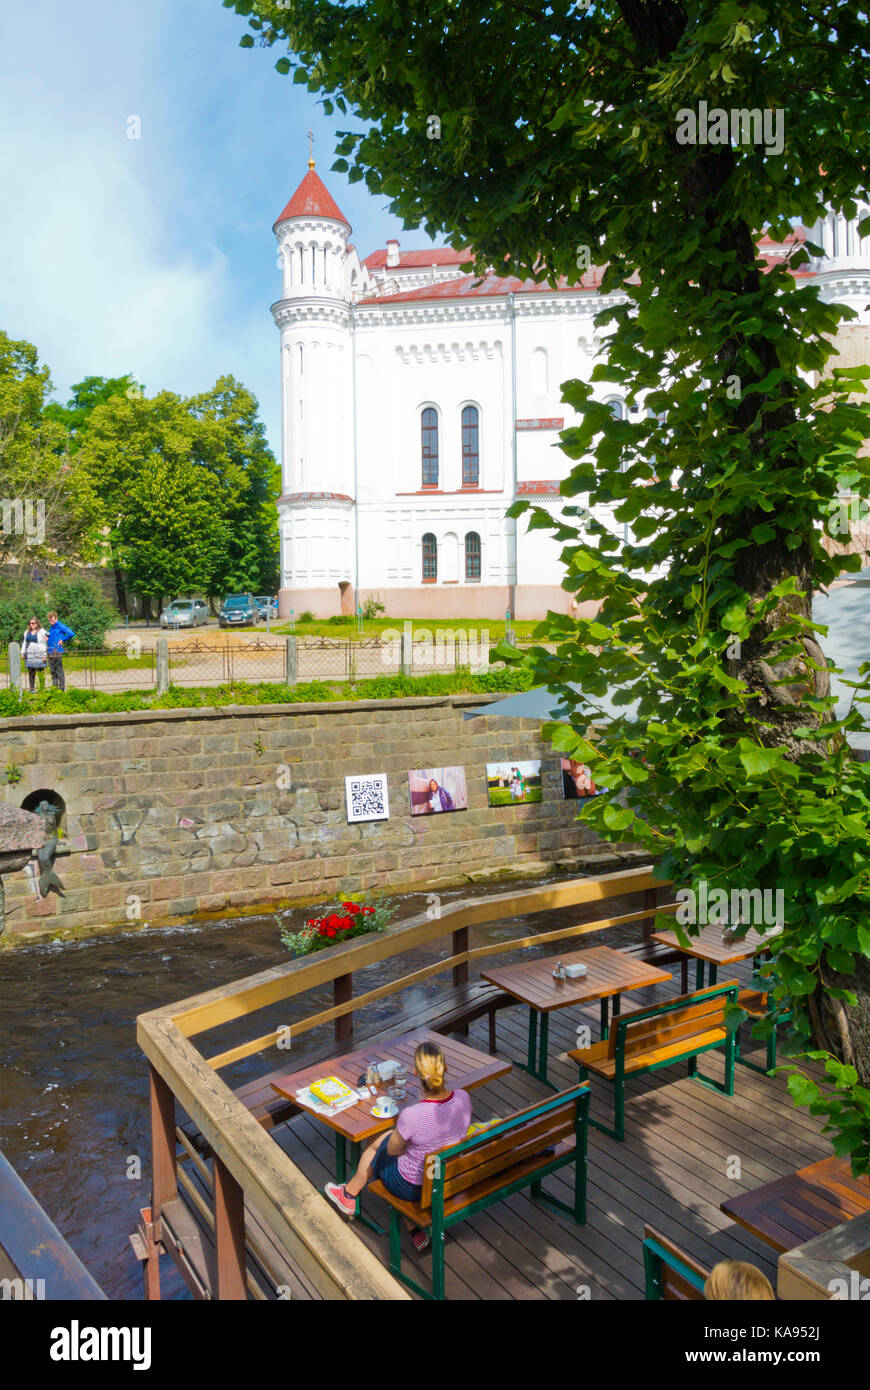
[0,876,633,1299]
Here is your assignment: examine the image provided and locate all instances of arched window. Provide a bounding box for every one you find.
[421,408,439,487]
[605,397,625,420]
[465,531,481,582]
[461,405,479,487]
[422,532,437,582]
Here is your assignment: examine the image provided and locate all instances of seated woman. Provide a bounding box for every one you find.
[704,1260,774,1300]
[324,1040,471,1252]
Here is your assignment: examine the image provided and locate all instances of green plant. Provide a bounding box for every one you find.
[4,764,23,785]
[253,735,265,757]
[45,574,119,648]
[280,892,396,956]
[326,614,353,626]
[298,609,315,623]
[362,596,386,619]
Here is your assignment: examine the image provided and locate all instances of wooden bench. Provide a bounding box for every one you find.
[179,980,514,1153]
[643,1225,709,1299]
[369,1084,590,1300]
[618,940,689,994]
[735,988,789,1075]
[567,981,739,1140]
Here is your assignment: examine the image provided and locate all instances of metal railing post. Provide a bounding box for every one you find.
[155,638,169,694]
[285,636,297,687]
[8,642,22,698]
[400,629,412,677]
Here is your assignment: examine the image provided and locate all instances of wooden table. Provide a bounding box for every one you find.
[650,922,781,989]
[270,1028,512,1228]
[480,946,672,1087]
[721,1155,870,1253]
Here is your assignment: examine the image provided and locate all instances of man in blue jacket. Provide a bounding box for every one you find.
[46,612,75,691]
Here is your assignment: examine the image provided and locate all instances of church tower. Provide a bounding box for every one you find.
[272,155,355,617]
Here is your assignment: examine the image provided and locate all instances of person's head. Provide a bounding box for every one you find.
[704,1261,775,1301]
[429,778,439,792]
[413,1040,447,1094]
[27,616,40,631]
[47,611,57,625]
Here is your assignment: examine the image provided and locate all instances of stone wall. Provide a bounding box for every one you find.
[0,695,624,939]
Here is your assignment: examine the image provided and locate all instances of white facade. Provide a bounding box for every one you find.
[272,168,870,619]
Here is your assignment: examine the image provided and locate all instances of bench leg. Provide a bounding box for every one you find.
[432,1217,446,1301]
[488,1007,497,1055]
[681,958,688,994]
[614,1075,625,1141]
[385,1209,433,1300]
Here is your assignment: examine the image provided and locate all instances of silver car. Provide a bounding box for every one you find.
[160,599,209,629]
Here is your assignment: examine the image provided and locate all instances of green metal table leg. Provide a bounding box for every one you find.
[336,1135,347,1184]
[512,1005,557,1088]
[695,958,705,990]
[527,1007,538,1071]
[600,996,609,1041]
[708,963,718,986]
[538,1011,550,1084]
[348,1138,385,1236]
[612,993,621,1028]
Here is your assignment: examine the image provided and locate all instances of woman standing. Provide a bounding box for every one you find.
[427,777,455,813]
[20,617,48,692]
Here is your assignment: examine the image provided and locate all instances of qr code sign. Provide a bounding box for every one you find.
[345,773,390,823]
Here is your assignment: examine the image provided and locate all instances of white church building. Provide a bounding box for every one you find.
[272,160,870,620]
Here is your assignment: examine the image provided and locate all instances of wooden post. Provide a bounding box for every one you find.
[642,885,658,941]
[155,638,169,694]
[333,972,353,1046]
[8,642,22,698]
[213,1156,247,1300]
[452,927,469,989]
[285,636,297,686]
[149,1065,177,1239]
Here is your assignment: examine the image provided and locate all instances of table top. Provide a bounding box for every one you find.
[270,1028,512,1145]
[650,921,781,965]
[480,945,672,1014]
[720,1155,870,1254]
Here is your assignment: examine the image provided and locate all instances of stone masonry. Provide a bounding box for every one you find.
[0,694,617,939]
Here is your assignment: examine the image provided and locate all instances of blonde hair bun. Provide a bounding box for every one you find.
[414,1041,447,1092]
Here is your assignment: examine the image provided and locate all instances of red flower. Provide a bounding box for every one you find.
[337,916,353,931]
[362,906,374,916]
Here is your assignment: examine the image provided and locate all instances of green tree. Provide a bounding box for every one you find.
[0,332,97,564]
[76,377,279,613]
[229,1,870,1164]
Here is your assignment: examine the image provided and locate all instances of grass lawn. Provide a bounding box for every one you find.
[486,785,544,806]
[273,616,544,641]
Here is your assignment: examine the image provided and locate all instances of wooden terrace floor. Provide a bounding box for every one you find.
[254,955,832,1301]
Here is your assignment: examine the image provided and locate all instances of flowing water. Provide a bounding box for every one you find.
[0,876,635,1299]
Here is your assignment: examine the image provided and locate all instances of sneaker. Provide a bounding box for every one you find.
[324,1182,356,1217]
[411,1227,431,1254]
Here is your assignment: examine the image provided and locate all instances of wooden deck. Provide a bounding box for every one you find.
[262,955,831,1300]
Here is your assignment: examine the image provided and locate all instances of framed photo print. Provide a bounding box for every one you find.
[486,760,543,807]
[408,767,469,815]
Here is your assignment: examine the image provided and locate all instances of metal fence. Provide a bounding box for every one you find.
[2,634,521,695]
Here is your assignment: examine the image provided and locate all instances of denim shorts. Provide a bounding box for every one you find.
[371,1134,422,1201]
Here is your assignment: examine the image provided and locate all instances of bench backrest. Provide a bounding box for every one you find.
[643,1225,709,1300]
[418,1084,589,1211]
[611,981,739,1064]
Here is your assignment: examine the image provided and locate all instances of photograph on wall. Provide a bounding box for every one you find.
[345,773,390,823]
[560,758,604,799]
[408,766,469,815]
[486,760,543,807]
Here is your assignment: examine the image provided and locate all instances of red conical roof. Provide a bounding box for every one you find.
[273,167,351,231]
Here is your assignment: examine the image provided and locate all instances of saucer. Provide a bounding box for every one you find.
[371,1099,398,1119]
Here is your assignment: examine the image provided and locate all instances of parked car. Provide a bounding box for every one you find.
[218,594,256,628]
[160,599,209,629]
[254,595,278,621]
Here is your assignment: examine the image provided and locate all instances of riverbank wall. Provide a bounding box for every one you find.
[0,694,632,941]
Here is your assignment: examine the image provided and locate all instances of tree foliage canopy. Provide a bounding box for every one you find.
[227,0,870,1164]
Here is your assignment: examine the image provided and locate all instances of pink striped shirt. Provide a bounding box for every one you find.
[396,1089,472,1186]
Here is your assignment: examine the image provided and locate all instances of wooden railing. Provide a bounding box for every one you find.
[137,864,674,1300]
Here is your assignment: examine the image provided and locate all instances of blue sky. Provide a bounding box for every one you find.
[0,0,432,457]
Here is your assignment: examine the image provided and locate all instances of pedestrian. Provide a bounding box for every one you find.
[20,617,49,692]
[46,611,75,691]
